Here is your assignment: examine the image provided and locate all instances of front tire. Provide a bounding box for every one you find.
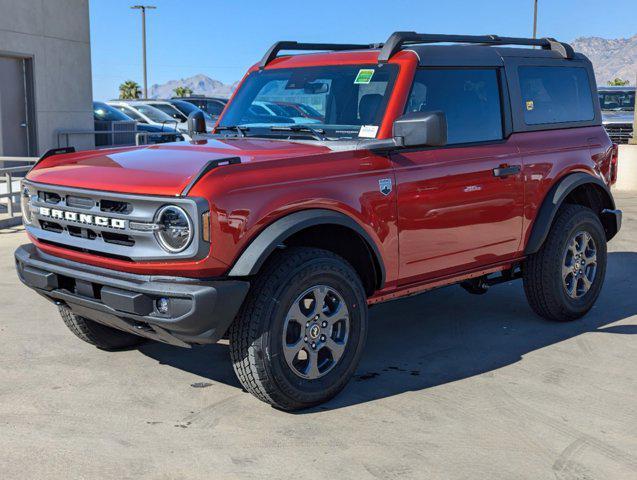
[59,306,146,350]
[228,247,368,411]
[523,204,607,321]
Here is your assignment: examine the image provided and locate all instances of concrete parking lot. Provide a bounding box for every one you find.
[1,194,636,480]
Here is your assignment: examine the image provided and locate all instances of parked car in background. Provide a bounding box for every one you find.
[107,100,189,137]
[143,99,215,131]
[174,95,228,119]
[249,101,322,124]
[598,86,635,144]
[93,102,183,145]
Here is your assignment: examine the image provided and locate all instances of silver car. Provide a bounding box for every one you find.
[598,86,635,144]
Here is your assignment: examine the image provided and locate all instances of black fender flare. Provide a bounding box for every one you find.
[227,209,386,287]
[525,172,618,255]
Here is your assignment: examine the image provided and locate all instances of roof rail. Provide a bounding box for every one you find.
[377,31,574,63]
[259,41,381,69]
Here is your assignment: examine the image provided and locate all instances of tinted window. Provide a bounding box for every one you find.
[150,103,187,121]
[93,102,131,122]
[519,66,594,125]
[116,106,143,121]
[206,100,225,116]
[406,69,503,144]
[598,90,635,112]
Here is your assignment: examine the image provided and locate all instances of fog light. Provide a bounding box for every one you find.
[156,297,169,314]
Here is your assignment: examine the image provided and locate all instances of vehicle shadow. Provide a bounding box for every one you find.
[138,251,637,411]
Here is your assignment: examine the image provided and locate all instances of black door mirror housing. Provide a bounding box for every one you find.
[187,110,207,136]
[393,111,447,147]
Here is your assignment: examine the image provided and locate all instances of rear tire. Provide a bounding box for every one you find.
[228,247,368,411]
[523,204,607,322]
[59,306,145,350]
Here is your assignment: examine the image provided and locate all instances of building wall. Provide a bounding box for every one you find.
[0,0,93,156]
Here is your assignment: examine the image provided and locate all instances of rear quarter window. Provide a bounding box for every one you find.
[518,66,594,125]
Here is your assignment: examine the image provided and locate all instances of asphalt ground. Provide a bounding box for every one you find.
[1,193,635,479]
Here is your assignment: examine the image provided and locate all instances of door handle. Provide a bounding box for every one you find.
[20,122,27,128]
[493,164,521,178]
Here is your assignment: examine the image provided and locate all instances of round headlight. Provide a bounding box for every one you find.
[20,186,32,225]
[154,205,193,253]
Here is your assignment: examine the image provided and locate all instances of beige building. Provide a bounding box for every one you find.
[0,0,93,159]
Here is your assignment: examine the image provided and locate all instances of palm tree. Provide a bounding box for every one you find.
[608,78,630,86]
[119,80,142,99]
[173,86,193,97]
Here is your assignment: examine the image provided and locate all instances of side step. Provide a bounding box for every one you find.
[461,266,522,295]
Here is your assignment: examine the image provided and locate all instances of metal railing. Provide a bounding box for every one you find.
[0,157,37,221]
[56,129,183,148]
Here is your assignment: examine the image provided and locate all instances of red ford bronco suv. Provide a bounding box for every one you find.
[15,32,621,410]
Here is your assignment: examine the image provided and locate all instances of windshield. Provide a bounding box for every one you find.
[170,100,213,120]
[218,64,398,140]
[150,103,187,122]
[93,102,132,122]
[598,90,635,111]
[135,104,178,123]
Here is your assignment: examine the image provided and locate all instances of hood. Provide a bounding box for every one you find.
[26,138,332,196]
[602,110,635,124]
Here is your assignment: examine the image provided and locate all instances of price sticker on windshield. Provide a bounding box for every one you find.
[359,125,379,138]
[354,69,375,84]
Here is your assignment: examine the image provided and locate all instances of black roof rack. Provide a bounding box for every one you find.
[378,31,574,62]
[259,41,381,68]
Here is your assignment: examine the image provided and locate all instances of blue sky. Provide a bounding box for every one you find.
[90,0,636,100]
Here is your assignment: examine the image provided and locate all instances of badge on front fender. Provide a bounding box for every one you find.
[379,178,392,196]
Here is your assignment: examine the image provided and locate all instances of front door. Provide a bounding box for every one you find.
[394,68,524,285]
[0,56,33,157]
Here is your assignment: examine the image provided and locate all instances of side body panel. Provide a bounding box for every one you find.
[515,126,613,249]
[189,149,401,286]
[392,138,524,285]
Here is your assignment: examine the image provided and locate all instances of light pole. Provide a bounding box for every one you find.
[532,0,538,40]
[131,5,156,99]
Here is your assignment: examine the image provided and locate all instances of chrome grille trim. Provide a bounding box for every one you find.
[22,181,209,261]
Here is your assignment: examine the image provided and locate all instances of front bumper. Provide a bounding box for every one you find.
[15,244,250,348]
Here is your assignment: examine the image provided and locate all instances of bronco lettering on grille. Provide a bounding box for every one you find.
[38,207,126,229]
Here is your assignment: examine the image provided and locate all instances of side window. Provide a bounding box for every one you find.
[518,66,594,125]
[207,101,225,116]
[406,69,503,144]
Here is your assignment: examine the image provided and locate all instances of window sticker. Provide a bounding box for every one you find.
[526,100,535,111]
[354,69,375,85]
[358,125,379,138]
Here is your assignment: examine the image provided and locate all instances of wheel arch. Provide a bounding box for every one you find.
[227,209,386,295]
[525,172,620,255]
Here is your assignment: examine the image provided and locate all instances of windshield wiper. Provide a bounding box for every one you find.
[215,125,249,137]
[269,125,328,141]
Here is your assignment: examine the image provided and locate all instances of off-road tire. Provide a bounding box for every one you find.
[523,204,607,321]
[59,306,146,350]
[228,247,368,411]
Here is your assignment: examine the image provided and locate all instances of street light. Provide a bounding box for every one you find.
[532,0,538,40]
[131,5,156,99]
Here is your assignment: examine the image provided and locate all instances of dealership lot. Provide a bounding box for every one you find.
[0,194,635,480]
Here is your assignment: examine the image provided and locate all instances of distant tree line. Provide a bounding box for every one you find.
[608,78,631,86]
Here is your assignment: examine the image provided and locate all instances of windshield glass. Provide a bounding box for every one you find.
[218,64,398,139]
[598,90,635,111]
[171,100,213,120]
[93,102,132,122]
[150,103,187,121]
[135,104,178,123]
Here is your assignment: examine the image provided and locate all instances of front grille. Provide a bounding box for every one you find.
[604,124,633,144]
[100,199,132,214]
[23,181,205,262]
[67,195,95,209]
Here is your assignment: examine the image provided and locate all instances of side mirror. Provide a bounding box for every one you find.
[393,111,447,147]
[187,110,207,136]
